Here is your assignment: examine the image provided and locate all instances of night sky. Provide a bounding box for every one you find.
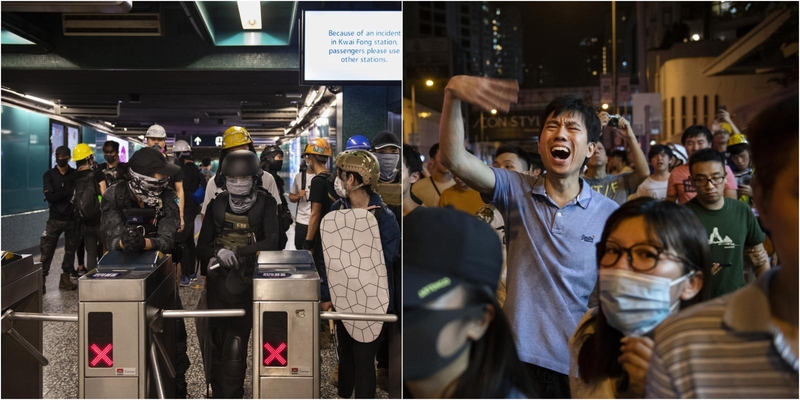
[510,1,611,87]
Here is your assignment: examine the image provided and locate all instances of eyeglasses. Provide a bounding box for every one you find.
[692,175,726,187]
[597,242,676,272]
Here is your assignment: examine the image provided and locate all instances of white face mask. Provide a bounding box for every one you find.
[334,176,348,198]
[599,268,693,337]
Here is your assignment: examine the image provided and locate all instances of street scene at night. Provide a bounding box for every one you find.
[402,1,798,398]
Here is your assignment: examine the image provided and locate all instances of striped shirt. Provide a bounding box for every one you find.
[646,268,799,398]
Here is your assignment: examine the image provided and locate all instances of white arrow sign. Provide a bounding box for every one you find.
[194,137,202,146]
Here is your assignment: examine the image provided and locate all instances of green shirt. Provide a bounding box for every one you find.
[686,197,765,299]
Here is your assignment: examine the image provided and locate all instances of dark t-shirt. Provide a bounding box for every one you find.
[180,161,203,211]
[95,162,129,188]
[309,172,338,230]
[686,197,765,298]
[43,167,77,220]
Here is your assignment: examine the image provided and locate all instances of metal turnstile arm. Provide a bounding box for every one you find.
[5,327,49,366]
[7,311,78,322]
[149,341,167,400]
[320,311,398,322]
[161,309,246,319]
[1,309,71,366]
[151,333,176,379]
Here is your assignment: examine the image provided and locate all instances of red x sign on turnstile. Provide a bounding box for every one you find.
[90,343,113,367]
[263,342,287,366]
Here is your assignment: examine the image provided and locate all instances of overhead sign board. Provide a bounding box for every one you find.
[301,10,402,84]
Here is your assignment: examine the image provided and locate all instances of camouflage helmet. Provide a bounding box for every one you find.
[334,150,380,191]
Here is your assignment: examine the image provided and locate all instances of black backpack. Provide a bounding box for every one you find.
[73,172,101,223]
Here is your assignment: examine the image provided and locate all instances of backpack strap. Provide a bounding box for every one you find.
[212,192,228,235]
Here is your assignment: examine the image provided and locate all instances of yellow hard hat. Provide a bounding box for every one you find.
[303,137,332,157]
[718,122,733,134]
[72,143,94,161]
[727,133,749,147]
[222,126,253,149]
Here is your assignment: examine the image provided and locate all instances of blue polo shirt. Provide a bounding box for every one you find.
[491,169,619,374]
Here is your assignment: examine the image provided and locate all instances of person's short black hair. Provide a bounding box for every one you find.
[609,149,627,161]
[429,143,440,159]
[749,95,798,198]
[495,144,531,171]
[688,148,726,174]
[402,144,423,176]
[539,95,602,144]
[529,152,544,172]
[727,143,750,157]
[648,144,673,160]
[681,125,713,145]
[201,157,211,167]
[102,141,119,153]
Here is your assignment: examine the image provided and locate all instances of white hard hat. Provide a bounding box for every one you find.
[145,124,167,138]
[667,143,688,164]
[172,140,191,153]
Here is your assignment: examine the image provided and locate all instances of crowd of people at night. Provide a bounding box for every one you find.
[402,75,797,399]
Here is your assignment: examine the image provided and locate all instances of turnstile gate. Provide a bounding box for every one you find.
[252,251,398,399]
[1,253,44,398]
[78,251,178,399]
[253,251,320,399]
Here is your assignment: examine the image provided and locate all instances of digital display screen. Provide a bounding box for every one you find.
[301,10,402,84]
[262,311,288,367]
[88,312,113,368]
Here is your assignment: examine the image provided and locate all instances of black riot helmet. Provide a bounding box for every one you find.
[221,150,260,179]
[260,145,284,163]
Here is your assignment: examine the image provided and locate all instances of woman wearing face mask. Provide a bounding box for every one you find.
[569,197,710,398]
[328,150,400,399]
[195,150,280,398]
[403,207,536,399]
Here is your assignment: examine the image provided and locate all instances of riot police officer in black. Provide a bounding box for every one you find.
[100,146,191,398]
[196,150,280,398]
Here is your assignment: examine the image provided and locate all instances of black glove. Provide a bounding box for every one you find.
[215,248,239,270]
[122,226,146,252]
[303,239,314,251]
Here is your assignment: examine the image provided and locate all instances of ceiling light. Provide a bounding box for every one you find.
[237,1,262,30]
[490,109,497,115]
[123,128,128,131]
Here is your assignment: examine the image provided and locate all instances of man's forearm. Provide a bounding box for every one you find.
[306,211,320,241]
[440,93,467,172]
[439,91,496,194]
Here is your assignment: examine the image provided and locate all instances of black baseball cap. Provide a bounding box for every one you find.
[128,146,180,177]
[404,207,503,308]
[371,130,401,150]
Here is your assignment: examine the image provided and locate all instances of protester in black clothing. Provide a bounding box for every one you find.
[370,131,403,392]
[71,144,103,274]
[196,150,279,398]
[260,144,292,249]
[101,146,191,398]
[173,140,204,286]
[40,145,80,291]
[302,137,339,311]
[97,140,129,195]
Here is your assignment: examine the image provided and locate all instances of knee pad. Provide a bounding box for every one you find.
[223,334,246,363]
